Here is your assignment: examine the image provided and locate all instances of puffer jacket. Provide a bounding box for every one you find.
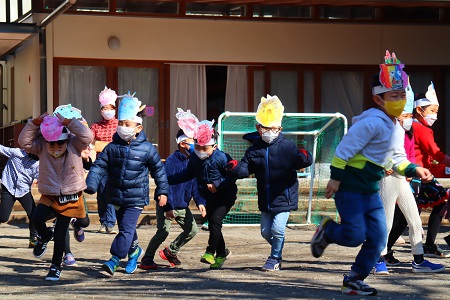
[230,132,312,213]
[86,131,169,208]
[164,150,206,211]
[18,118,93,196]
[167,149,237,204]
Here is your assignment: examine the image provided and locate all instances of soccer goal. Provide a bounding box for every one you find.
[217,112,348,226]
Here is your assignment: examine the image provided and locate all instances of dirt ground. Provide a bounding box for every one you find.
[2,222,450,299]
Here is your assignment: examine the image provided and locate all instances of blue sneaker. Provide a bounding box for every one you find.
[70,218,85,242]
[125,246,143,274]
[102,256,120,275]
[412,259,445,273]
[261,257,281,271]
[341,275,377,296]
[372,260,389,275]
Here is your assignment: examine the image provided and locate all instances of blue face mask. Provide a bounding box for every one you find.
[187,143,195,155]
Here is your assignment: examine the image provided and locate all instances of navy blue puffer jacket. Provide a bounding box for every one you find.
[230,132,312,213]
[86,131,169,207]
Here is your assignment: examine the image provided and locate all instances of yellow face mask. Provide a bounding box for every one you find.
[382,99,406,117]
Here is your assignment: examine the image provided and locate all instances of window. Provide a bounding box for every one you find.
[253,5,311,19]
[186,3,245,17]
[320,6,374,20]
[44,0,109,12]
[116,0,178,14]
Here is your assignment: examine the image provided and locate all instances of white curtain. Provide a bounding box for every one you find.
[169,64,207,152]
[321,71,364,123]
[225,65,248,112]
[270,70,298,112]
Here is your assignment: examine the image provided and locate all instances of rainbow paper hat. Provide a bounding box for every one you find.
[255,95,284,127]
[372,50,408,95]
[40,115,68,142]
[414,82,439,108]
[194,119,215,146]
[118,92,146,123]
[176,108,199,139]
[99,87,117,108]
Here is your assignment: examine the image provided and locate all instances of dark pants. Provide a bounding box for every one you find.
[97,175,116,227]
[205,200,234,257]
[32,204,90,267]
[110,206,142,259]
[0,185,38,239]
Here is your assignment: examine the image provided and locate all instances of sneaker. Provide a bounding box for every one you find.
[341,275,377,296]
[261,257,281,272]
[372,261,389,275]
[200,252,215,265]
[224,248,232,259]
[106,226,118,234]
[70,218,85,242]
[33,239,49,258]
[444,234,450,246]
[159,247,181,267]
[139,258,158,270]
[423,244,450,258]
[102,255,120,275]
[62,253,77,267]
[412,260,445,273]
[201,222,209,231]
[384,250,401,266]
[310,216,332,258]
[98,224,107,233]
[125,246,143,274]
[29,237,38,248]
[210,255,227,269]
[44,264,61,281]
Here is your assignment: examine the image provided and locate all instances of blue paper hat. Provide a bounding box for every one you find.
[404,82,414,114]
[118,92,145,123]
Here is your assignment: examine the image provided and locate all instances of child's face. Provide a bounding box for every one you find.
[397,113,413,122]
[194,144,217,160]
[416,104,439,126]
[46,139,68,158]
[118,120,143,134]
[373,90,406,118]
[101,104,115,111]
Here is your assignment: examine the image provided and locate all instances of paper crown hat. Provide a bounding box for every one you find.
[118,92,146,123]
[372,50,408,95]
[414,82,439,108]
[54,104,82,120]
[195,119,215,146]
[99,87,117,108]
[255,95,284,127]
[175,108,199,139]
[403,79,414,114]
[41,115,67,142]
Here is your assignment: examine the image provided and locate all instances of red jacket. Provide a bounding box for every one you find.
[412,120,446,169]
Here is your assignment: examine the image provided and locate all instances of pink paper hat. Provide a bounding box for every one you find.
[194,119,215,146]
[175,108,199,139]
[40,115,68,142]
[99,87,118,108]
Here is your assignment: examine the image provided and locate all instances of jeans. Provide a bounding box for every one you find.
[143,205,198,259]
[325,191,387,279]
[110,206,142,259]
[97,175,116,227]
[260,211,290,259]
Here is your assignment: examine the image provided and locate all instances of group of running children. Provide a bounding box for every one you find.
[1,49,450,296]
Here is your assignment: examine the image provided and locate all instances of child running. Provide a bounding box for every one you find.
[167,109,237,269]
[0,145,39,248]
[375,82,444,274]
[226,95,312,271]
[140,126,206,270]
[310,51,433,296]
[18,104,93,281]
[85,92,169,275]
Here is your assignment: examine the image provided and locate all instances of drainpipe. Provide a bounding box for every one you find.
[38,0,76,113]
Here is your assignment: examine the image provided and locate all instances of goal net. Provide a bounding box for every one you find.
[217,112,347,225]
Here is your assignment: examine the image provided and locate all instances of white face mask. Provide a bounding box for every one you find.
[46,143,67,158]
[195,150,209,160]
[261,131,279,144]
[101,110,116,120]
[424,114,438,127]
[117,126,136,142]
[401,118,413,131]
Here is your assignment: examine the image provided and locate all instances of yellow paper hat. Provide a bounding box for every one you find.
[255,95,284,127]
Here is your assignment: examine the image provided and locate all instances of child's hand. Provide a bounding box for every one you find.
[325,179,340,199]
[415,167,433,182]
[198,204,206,217]
[385,169,394,176]
[165,210,175,220]
[55,112,71,126]
[32,112,49,126]
[81,147,91,160]
[207,183,217,193]
[158,195,168,206]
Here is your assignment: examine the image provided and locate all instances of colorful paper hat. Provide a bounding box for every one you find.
[99,87,117,108]
[176,108,199,139]
[118,92,146,123]
[372,50,408,95]
[414,82,439,108]
[53,104,83,120]
[195,119,215,146]
[40,115,68,142]
[255,95,284,127]
[403,79,414,114]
